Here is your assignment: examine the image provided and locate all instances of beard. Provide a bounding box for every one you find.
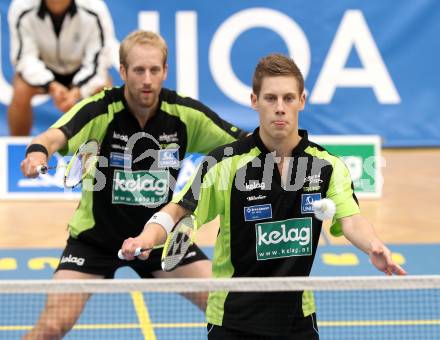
[127,86,158,109]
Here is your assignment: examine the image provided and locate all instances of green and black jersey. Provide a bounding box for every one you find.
[173,128,360,336]
[51,86,246,251]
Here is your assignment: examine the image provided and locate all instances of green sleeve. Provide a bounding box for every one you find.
[50,90,122,155]
[327,157,360,237]
[161,98,247,154]
[185,117,240,154]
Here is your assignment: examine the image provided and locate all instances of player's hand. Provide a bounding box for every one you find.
[120,237,152,261]
[20,152,48,178]
[49,81,68,108]
[57,87,81,112]
[368,241,407,276]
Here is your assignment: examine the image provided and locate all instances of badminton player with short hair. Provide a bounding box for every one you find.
[122,53,407,339]
[20,30,247,339]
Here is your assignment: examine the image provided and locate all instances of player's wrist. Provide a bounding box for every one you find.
[25,143,48,157]
[366,239,383,256]
[145,211,175,235]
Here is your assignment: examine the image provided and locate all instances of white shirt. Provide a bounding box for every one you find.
[8,0,115,98]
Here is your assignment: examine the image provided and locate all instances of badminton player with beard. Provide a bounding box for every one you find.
[20,30,247,339]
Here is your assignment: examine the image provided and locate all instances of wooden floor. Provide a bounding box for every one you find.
[1,149,439,249]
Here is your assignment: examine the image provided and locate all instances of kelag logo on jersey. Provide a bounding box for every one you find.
[112,170,169,207]
[255,218,312,260]
[301,193,321,214]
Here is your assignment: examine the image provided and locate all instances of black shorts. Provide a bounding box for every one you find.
[55,236,208,278]
[207,313,319,340]
[50,69,80,88]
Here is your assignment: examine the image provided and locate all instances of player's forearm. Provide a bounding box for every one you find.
[140,203,191,246]
[341,214,383,255]
[138,224,168,247]
[30,128,67,157]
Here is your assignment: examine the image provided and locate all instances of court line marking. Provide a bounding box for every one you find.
[153,322,206,328]
[131,291,156,339]
[1,319,439,332]
[0,324,141,331]
[319,320,440,326]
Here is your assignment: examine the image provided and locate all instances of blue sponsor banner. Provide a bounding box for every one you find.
[0,1,439,146]
[174,153,203,194]
[1,136,382,199]
[0,138,198,198]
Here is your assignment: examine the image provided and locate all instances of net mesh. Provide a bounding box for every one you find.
[0,276,439,339]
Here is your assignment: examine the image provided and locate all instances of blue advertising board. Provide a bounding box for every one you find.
[0,138,81,199]
[0,135,381,199]
[0,1,439,146]
[0,137,203,199]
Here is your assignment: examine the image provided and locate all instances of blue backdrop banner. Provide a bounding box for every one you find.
[0,1,439,146]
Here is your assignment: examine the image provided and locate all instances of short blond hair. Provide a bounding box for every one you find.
[119,30,168,68]
[252,53,304,96]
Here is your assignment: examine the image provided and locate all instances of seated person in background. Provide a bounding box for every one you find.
[7,0,115,135]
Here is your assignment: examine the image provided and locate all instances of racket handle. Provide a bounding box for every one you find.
[36,165,48,174]
[118,247,146,260]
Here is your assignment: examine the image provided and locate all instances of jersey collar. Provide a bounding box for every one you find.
[252,127,309,157]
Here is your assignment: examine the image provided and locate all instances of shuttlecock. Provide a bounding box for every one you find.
[312,198,336,221]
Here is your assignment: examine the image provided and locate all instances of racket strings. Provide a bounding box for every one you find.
[161,216,195,271]
[78,142,99,172]
[65,140,99,188]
